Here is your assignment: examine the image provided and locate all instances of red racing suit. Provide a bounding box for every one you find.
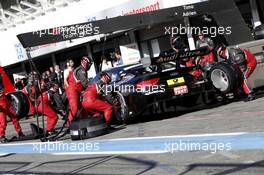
[186,58,202,77]
[81,83,112,122]
[177,48,214,78]
[190,38,215,77]
[187,52,215,77]
[65,66,88,124]
[21,85,39,115]
[0,79,22,137]
[239,49,257,94]
[37,91,58,132]
[0,94,23,137]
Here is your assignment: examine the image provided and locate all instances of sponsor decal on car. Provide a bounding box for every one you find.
[173,85,188,95]
[167,77,185,87]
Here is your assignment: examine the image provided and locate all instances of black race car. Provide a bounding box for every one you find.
[93,49,241,123]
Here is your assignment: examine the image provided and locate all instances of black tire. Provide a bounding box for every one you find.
[71,135,81,141]
[111,92,129,123]
[87,114,106,125]
[70,115,108,140]
[209,62,241,94]
[6,91,29,119]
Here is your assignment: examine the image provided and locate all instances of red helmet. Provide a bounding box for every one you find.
[100,72,111,84]
[81,56,92,70]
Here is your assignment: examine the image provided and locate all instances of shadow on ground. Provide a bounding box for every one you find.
[1,154,264,175]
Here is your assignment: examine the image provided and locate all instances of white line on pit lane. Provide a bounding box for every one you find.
[52,150,168,155]
[0,140,63,146]
[0,132,252,147]
[104,132,249,141]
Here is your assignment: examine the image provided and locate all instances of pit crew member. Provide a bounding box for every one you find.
[65,56,93,125]
[81,72,113,124]
[217,46,257,101]
[36,83,59,136]
[0,73,24,143]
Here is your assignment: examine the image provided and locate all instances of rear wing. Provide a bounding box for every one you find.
[150,47,210,65]
[16,0,250,48]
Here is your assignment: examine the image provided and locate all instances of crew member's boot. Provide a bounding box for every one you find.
[0,136,8,143]
[18,131,26,138]
[247,93,255,101]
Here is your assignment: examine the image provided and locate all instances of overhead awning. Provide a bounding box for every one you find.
[17,0,253,48]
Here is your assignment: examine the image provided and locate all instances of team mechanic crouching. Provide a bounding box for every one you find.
[65,56,92,126]
[81,72,113,125]
[22,74,59,136]
[0,73,24,143]
[217,46,257,101]
[21,72,40,116]
[37,82,59,136]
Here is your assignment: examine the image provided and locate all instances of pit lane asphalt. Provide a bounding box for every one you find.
[1,92,264,174]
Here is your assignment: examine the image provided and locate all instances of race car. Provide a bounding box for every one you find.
[92,48,242,123]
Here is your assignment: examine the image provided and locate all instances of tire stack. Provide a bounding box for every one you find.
[70,114,108,140]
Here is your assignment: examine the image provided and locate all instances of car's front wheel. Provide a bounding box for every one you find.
[111,91,129,123]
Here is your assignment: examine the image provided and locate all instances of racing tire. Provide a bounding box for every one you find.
[6,91,29,120]
[209,62,241,94]
[111,92,129,123]
[71,135,81,141]
[70,115,108,141]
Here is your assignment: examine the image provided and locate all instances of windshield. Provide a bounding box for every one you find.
[90,64,154,84]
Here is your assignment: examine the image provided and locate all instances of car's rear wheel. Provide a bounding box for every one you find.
[209,62,241,93]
